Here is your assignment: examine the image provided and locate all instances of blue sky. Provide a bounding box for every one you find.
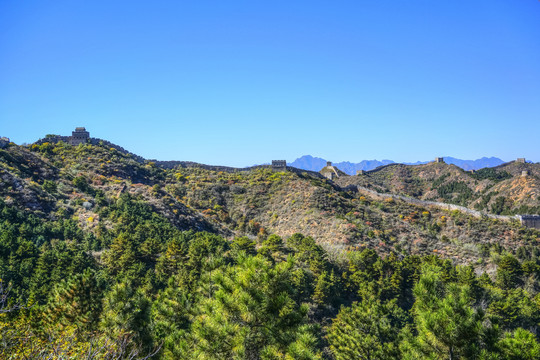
[1,1,539,167]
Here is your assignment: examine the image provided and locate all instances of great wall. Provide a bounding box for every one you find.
[34,128,326,179]
[31,127,540,229]
[352,184,520,222]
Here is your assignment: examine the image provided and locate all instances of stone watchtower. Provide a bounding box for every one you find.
[272,160,287,171]
[519,215,540,229]
[0,137,10,149]
[321,161,344,180]
[435,157,445,163]
[70,127,90,146]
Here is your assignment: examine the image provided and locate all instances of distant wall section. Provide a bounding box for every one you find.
[518,215,540,230]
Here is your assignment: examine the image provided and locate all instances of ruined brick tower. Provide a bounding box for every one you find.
[70,127,89,146]
[271,160,287,171]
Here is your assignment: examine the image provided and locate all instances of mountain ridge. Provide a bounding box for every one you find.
[289,155,506,174]
[31,132,516,173]
[1,140,536,265]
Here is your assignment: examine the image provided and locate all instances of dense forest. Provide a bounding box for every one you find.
[1,141,540,359]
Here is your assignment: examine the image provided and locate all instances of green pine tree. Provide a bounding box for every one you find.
[151,275,193,359]
[327,296,406,360]
[100,280,152,350]
[45,268,102,331]
[400,264,499,360]
[186,254,321,359]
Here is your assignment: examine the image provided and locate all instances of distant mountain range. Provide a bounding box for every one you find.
[289,155,506,174]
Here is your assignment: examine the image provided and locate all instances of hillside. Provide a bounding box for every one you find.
[336,160,540,215]
[1,140,540,358]
[0,141,223,234]
[1,141,538,268]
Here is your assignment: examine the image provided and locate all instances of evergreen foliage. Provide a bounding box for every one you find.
[327,297,406,359]
[401,264,499,359]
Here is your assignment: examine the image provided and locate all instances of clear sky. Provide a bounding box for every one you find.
[1,1,539,167]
